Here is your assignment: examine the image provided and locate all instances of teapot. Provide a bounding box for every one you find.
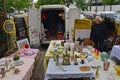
[79,51,88,64]
[100,51,109,61]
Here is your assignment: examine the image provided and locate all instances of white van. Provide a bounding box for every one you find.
[28,5,80,46]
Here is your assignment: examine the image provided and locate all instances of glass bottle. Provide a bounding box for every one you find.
[53,48,58,61]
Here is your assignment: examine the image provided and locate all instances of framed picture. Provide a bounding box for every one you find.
[3,20,15,34]
[17,38,30,49]
[115,36,120,45]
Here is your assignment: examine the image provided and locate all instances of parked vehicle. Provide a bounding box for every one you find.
[28,5,80,46]
[97,11,117,19]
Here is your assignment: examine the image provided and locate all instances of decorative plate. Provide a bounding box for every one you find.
[80,66,90,71]
[24,51,35,56]
[14,60,24,66]
[90,61,101,68]
[0,60,9,66]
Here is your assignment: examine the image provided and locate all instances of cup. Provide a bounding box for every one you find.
[103,61,110,71]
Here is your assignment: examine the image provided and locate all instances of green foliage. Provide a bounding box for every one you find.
[75,0,89,11]
[37,0,63,6]
[102,0,119,5]
[62,0,74,7]
[37,0,74,7]
[0,0,2,11]
[5,0,30,13]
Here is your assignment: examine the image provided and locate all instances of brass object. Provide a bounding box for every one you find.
[61,41,64,46]
[78,52,88,64]
[14,68,20,74]
[74,55,78,65]
[96,67,100,78]
[62,49,71,65]
[55,54,60,66]
[71,50,75,61]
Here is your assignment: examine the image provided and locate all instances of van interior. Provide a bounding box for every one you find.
[41,9,65,43]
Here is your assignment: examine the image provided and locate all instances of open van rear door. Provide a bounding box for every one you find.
[28,8,40,46]
[68,8,80,33]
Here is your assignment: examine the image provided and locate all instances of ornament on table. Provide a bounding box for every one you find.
[74,55,78,65]
[100,51,109,61]
[14,68,20,74]
[52,41,56,47]
[79,51,88,64]
[13,53,20,61]
[71,50,75,61]
[5,61,9,72]
[55,54,60,66]
[0,67,6,78]
[61,41,64,46]
[62,48,71,65]
[9,60,15,70]
[95,66,100,78]
[25,44,29,49]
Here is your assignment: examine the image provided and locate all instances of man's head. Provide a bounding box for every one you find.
[94,16,102,24]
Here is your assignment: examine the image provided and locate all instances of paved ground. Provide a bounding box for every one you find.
[31,44,49,80]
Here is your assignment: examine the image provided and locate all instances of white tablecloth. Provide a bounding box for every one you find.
[0,57,35,80]
[110,45,120,60]
[45,58,94,80]
[45,58,120,80]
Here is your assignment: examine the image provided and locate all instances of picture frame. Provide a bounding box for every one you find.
[3,20,16,34]
[17,38,30,49]
[113,35,120,45]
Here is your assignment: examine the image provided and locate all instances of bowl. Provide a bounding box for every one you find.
[49,49,54,54]
[114,64,120,75]
[90,61,101,68]
[58,49,63,54]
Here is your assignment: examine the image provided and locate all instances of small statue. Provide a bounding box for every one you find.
[74,55,78,65]
[56,54,60,66]
[61,41,64,46]
[5,61,9,72]
[0,68,6,78]
[52,41,56,47]
[62,49,71,65]
[14,68,20,74]
[71,50,75,61]
[96,67,100,78]
[9,60,12,70]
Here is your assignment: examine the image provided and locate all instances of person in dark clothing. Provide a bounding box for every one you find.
[90,16,107,52]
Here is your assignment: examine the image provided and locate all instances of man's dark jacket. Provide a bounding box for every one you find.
[90,23,107,42]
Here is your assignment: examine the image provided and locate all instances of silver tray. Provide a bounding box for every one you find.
[24,50,35,56]
[14,60,24,66]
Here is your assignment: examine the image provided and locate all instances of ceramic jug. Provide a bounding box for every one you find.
[100,51,109,61]
[87,53,94,62]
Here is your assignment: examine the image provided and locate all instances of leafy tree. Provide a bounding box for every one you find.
[5,0,31,13]
[37,0,63,6]
[75,0,89,11]
[0,0,7,19]
[37,0,74,7]
[88,0,93,11]
[62,0,74,7]
[101,0,116,11]
[0,0,2,11]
